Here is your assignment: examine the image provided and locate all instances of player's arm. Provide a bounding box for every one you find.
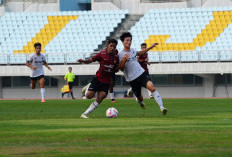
[43,62,52,71]
[77,58,93,64]
[118,53,130,71]
[137,43,158,56]
[26,61,37,70]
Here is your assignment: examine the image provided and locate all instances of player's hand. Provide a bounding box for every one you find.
[77,59,83,63]
[123,53,130,61]
[47,66,52,71]
[145,58,148,62]
[151,43,158,47]
[31,66,37,70]
[148,62,151,65]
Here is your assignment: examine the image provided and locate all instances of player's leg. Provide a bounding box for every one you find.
[129,78,146,109]
[38,76,46,102]
[127,87,133,97]
[109,82,115,102]
[30,79,36,89]
[68,82,75,99]
[81,83,91,98]
[146,81,167,115]
[81,79,109,119]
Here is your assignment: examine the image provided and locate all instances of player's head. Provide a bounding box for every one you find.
[106,37,111,47]
[120,32,132,49]
[107,39,118,54]
[68,67,72,72]
[141,43,147,51]
[34,42,41,54]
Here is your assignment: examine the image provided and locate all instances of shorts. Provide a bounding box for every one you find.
[68,82,73,89]
[129,72,151,98]
[30,75,44,81]
[88,77,110,94]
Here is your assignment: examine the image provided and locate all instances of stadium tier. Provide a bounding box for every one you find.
[0,10,128,64]
[117,7,232,62]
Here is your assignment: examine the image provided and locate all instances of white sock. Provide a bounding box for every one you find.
[83,101,99,115]
[110,92,115,99]
[147,89,153,97]
[41,88,45,100]
[85,83,91,96]
[128,87,132,92]
[153,90,164,110]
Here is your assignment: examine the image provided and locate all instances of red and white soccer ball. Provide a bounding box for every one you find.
[106,107,118,118]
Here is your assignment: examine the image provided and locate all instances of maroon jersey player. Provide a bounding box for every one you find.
[78,39,121,119]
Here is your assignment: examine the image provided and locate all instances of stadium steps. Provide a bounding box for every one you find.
[95,14,143,51]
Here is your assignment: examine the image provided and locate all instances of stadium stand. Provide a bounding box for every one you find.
[117,7,232,62]
[0,10,128,64]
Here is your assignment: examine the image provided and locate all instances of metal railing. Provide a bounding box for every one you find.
[0,50,232,65]
[140,0,187,3]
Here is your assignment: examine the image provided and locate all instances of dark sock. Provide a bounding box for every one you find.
[71,92,74,98]
[62,92,68,97]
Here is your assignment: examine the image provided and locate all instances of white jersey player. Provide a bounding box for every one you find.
[118,32,167,115]
[26,43,52,103]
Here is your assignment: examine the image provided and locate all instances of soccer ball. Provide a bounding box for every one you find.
[106,107,118,118]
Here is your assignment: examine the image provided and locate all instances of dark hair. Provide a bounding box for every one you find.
[120,32,132,42]
[141,43,147,47]
[68,67,72,69]
[108,38,118,45]
[34,42,41,48]
[106,37,111,42]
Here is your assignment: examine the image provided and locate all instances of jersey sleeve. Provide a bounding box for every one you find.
[27,54,33,62]
[91,52,102,62]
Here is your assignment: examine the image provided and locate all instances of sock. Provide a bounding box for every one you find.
[147,89,153,97]
[153,90,164,110]
[41,88,45,100]
[83,101,99,115]
[70,92,74,98]
[110,92,115,99]
[85,83,91,96]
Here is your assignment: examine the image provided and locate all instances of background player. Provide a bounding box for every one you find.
[26,42,52,103]
[77,39,119,118]
[127,43,154,99]
[118,32,167,115]
[62,67,75,99]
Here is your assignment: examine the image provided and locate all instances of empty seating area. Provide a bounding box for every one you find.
[0,10,128,64]
[117,7,232,62]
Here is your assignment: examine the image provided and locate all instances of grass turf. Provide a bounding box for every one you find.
[0,98,232,157]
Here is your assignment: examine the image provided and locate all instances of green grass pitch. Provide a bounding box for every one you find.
[0,98,232,157]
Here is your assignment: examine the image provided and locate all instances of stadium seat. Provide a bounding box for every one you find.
[117,7,232,62]
[0,10,128,64]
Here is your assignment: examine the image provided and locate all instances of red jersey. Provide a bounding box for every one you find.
[92,49,119,84]
[137,53,149,72]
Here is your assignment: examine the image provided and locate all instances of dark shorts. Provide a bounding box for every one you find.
[129,72,151,98]
[68,82,73,89]
[88,77,110,94]
[30,75,44,81]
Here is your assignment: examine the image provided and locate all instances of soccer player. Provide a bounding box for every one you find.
[118,32,167,115]
[81,38,118,102]
[127,43,154,99]
[62,67,75,99]
[26,42,52,103]
[77,39,120,118]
